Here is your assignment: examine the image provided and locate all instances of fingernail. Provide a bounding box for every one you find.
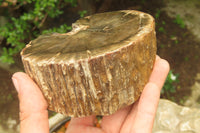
[12,77,19,93]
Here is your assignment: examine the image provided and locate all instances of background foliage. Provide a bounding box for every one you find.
[0,0,79,64]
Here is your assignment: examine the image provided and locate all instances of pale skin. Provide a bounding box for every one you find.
[12,56,169,133]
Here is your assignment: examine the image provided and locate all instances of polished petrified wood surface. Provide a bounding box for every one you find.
[21,10,156,117]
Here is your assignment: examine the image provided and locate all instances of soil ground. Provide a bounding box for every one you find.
[0,68,19,132]
[0,0,200,132]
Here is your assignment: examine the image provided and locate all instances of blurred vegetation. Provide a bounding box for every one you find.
[173,15,185,29]
[161,70,179,100]
[0,0,78,64]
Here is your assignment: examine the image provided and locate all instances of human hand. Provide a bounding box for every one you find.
[12,56,169,133]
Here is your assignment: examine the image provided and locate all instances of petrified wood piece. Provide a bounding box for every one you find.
[21,10,157,117]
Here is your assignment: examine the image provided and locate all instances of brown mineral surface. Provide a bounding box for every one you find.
[21,10,156,117]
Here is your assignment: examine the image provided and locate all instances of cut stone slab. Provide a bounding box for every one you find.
[21,10,156,117]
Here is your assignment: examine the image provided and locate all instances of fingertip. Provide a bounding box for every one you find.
[13,72,37,89]
[149,58,170,89]
[12,72,27,79]
[12,72,27,93]
[155,55,170,73]
[159,59,170,73]
[12,72,35,93]
[156,55,160,61]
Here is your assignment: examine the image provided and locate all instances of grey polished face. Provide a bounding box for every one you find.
[22,11,151,62]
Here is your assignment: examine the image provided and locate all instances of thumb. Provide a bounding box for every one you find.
[12,72,49,133]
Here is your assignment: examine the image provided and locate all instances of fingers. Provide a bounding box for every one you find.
[67,115,104,133]
[121,57,170,133]
[12,72,49,133]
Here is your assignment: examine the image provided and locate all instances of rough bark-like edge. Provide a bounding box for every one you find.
[21,10,156,117]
